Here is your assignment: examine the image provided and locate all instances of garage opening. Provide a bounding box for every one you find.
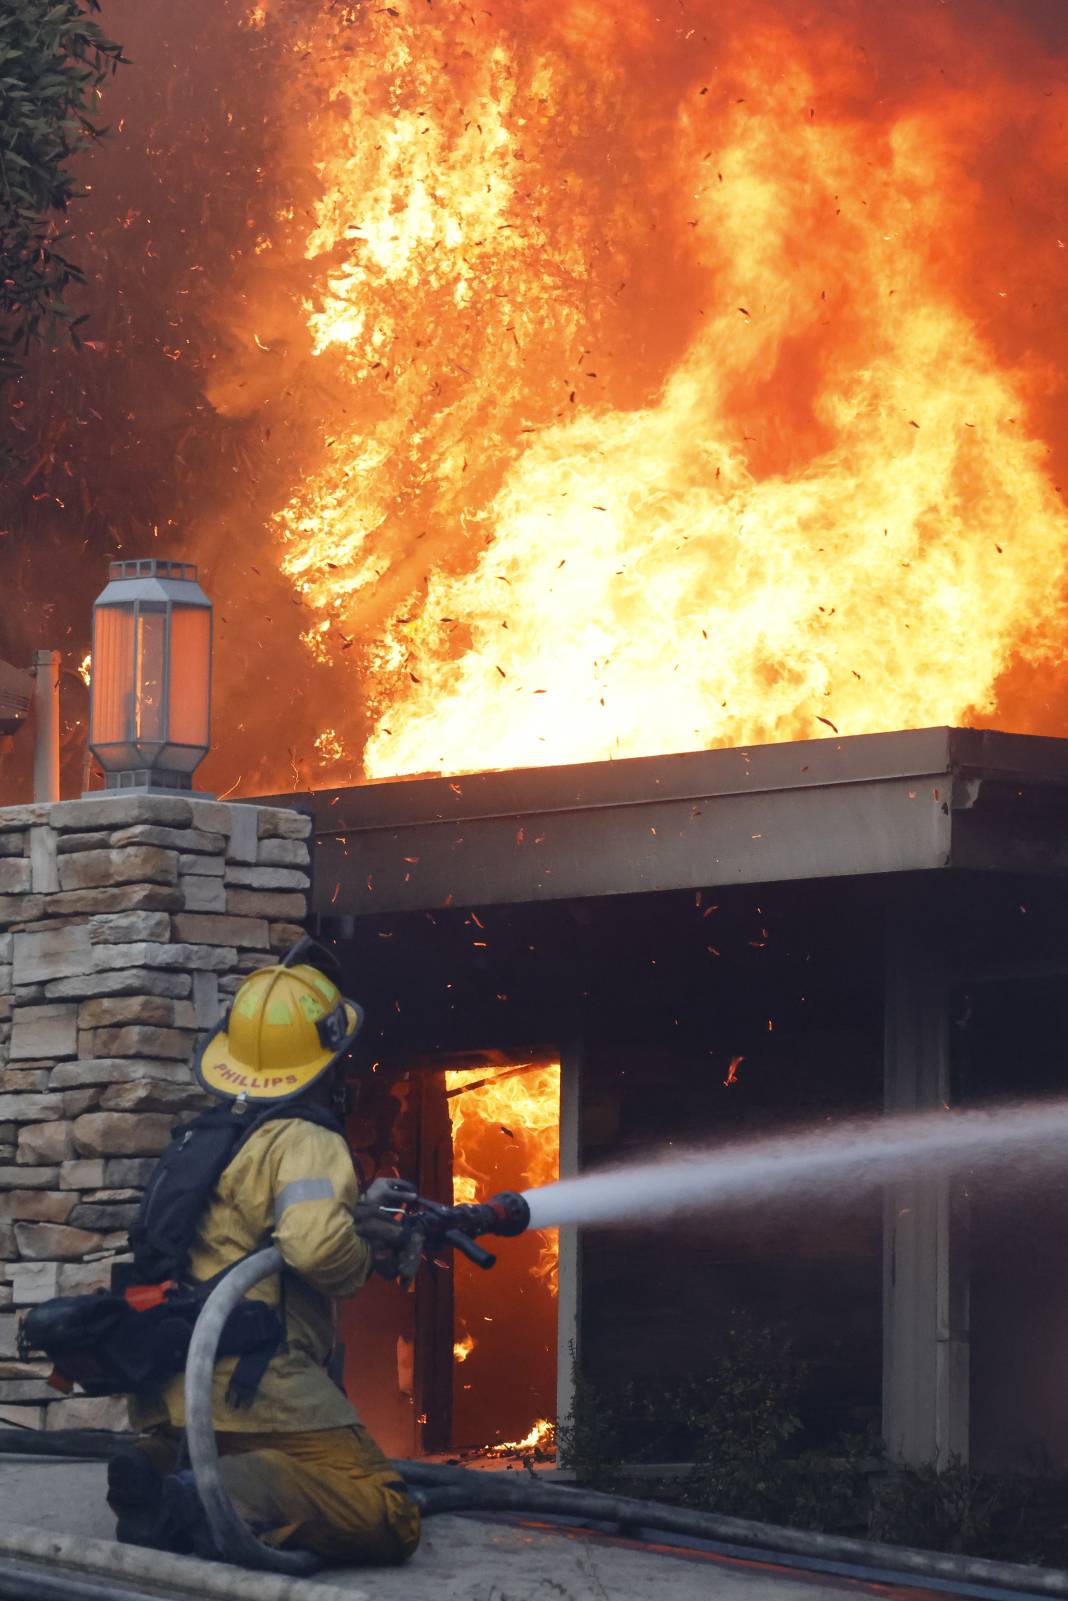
[340,1053,560,1459]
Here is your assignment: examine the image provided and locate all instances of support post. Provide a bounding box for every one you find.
[556,1039,582,1437]
[31,649,60,803]
[883,911,969,1466]
[415,1068,454,1454]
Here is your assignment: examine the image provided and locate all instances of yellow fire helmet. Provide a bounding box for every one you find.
[195,962,364,1105]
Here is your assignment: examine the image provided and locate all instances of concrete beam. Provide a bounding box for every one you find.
[254,727,1068,917]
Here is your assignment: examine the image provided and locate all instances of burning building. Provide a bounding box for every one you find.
[256,726,1068,1469]
[2,0,1068,1471]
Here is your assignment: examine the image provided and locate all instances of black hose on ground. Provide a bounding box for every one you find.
[393,1460,1068,1600]
[0,1429,127,1461]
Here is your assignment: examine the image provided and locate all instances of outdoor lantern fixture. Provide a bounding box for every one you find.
[87,559,213,795]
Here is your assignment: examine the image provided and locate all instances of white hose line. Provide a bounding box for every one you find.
[0,1522,366,1601]
[184,1246,321,1575]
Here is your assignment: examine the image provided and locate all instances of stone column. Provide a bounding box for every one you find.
[0,794,311,1430]
[882,910,969,1467]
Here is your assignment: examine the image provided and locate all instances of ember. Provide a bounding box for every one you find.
[724,1054,745,1088]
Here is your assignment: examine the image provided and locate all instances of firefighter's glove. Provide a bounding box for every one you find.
[355,1178,423,1285]
[353,1199,422,1287]
[352,1200,408,1249]
[364,1175,418,1208]
[393,1223,426,1290]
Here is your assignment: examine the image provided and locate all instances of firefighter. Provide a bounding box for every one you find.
[107,950,421,1566]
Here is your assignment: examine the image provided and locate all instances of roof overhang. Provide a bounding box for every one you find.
[252,727,1068,917]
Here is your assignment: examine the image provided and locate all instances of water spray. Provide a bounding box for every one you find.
[521,1098,1068,1232]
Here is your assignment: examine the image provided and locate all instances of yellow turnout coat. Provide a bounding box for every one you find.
[155,1115,373,1434]
[128,1114,420,1562]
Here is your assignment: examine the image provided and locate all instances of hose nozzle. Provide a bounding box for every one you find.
[449,1190,530,1241]
[483,1190,531,1236]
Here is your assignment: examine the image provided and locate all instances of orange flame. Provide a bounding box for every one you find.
[254,1,1068,784]
[453,1333,476,1364]
[451,1174,480,1207]
[486,1418,556,1458]
[445,1061,560,1286]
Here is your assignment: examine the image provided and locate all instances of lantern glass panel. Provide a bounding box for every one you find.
[91,603,135,753]
[134,603,167,747]
[167,604,212,758]
[87,558,213,794]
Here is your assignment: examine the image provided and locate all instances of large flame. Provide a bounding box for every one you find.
[264,0,1068,783]
[6,1,1066,802]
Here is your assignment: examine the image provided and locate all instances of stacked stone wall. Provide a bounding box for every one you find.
[0,794,311,1430]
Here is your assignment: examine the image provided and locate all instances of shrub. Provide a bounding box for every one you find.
[558,1317,1068,1564]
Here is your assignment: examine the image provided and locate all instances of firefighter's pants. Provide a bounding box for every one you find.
[141,1425,420,1565]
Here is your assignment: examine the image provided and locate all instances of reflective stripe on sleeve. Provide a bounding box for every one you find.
[273,1177,335,1222]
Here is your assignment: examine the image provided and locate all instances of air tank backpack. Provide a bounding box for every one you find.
[19,1102,343,1405]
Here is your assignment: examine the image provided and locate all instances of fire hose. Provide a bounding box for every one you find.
[184,1189,531,1573]
[180,1204,1068,1596]
[6,1411,1068,1598]
[184,1246,319,1577]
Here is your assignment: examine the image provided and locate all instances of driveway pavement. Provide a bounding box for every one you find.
[0,1453,1003,1601]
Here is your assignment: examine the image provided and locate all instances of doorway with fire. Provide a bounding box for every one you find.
[338,1053,560,1460]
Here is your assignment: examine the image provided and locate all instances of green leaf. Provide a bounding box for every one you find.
[0,0,123,374]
